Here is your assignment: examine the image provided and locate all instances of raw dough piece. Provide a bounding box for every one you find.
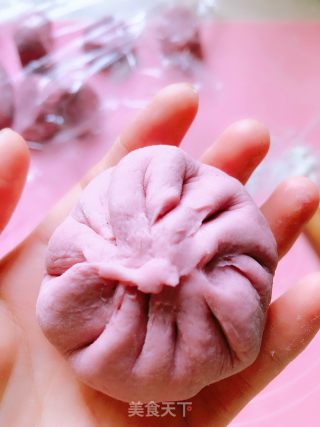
[37,145,278,402]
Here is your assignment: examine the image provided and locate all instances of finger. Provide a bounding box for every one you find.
[0,303,18,396]
[82,82,198,186]
[200,119,270,184]
[199,272,320,424]
[36,83,198,242]
[304,208,320,257]
[235,272,320,409]
[0,129,29,232]
[261,177,319,258]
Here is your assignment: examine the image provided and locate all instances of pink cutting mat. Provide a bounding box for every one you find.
[1,21,320,426]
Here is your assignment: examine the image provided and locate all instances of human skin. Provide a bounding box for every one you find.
[0,84,319,426]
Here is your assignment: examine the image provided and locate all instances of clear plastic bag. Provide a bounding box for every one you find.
[0,0,214,147]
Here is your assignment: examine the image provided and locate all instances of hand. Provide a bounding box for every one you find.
[0,84,319,427]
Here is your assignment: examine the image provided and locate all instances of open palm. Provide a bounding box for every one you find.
[0,84,319,427]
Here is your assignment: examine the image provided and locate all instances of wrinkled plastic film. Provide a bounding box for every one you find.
[0,0,211,148]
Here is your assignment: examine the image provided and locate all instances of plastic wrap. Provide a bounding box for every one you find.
[0,0,214,148]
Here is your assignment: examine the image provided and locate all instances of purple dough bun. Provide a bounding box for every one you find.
[0,66,14,129]
[36,145,278,402]
[158,7,203,59]
[15,75,99,143]
[82,16,136,72]
[14,12,53,69]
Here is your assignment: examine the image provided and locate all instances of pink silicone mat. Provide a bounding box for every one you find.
[1,21,320,426]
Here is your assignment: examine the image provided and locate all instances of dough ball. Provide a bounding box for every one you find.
[37,145,277,402]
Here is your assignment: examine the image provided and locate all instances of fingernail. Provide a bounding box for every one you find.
[0,128,12,136]
[189,83,199,94]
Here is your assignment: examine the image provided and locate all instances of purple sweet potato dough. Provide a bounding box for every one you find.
[158,7,203,59]
[14,12,53,68]
[36,145,278,403]
[0,66,14,129]
[83,16,136,72]
[15,75,99,143]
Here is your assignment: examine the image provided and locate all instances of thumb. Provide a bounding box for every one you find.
[0,129,29,232]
